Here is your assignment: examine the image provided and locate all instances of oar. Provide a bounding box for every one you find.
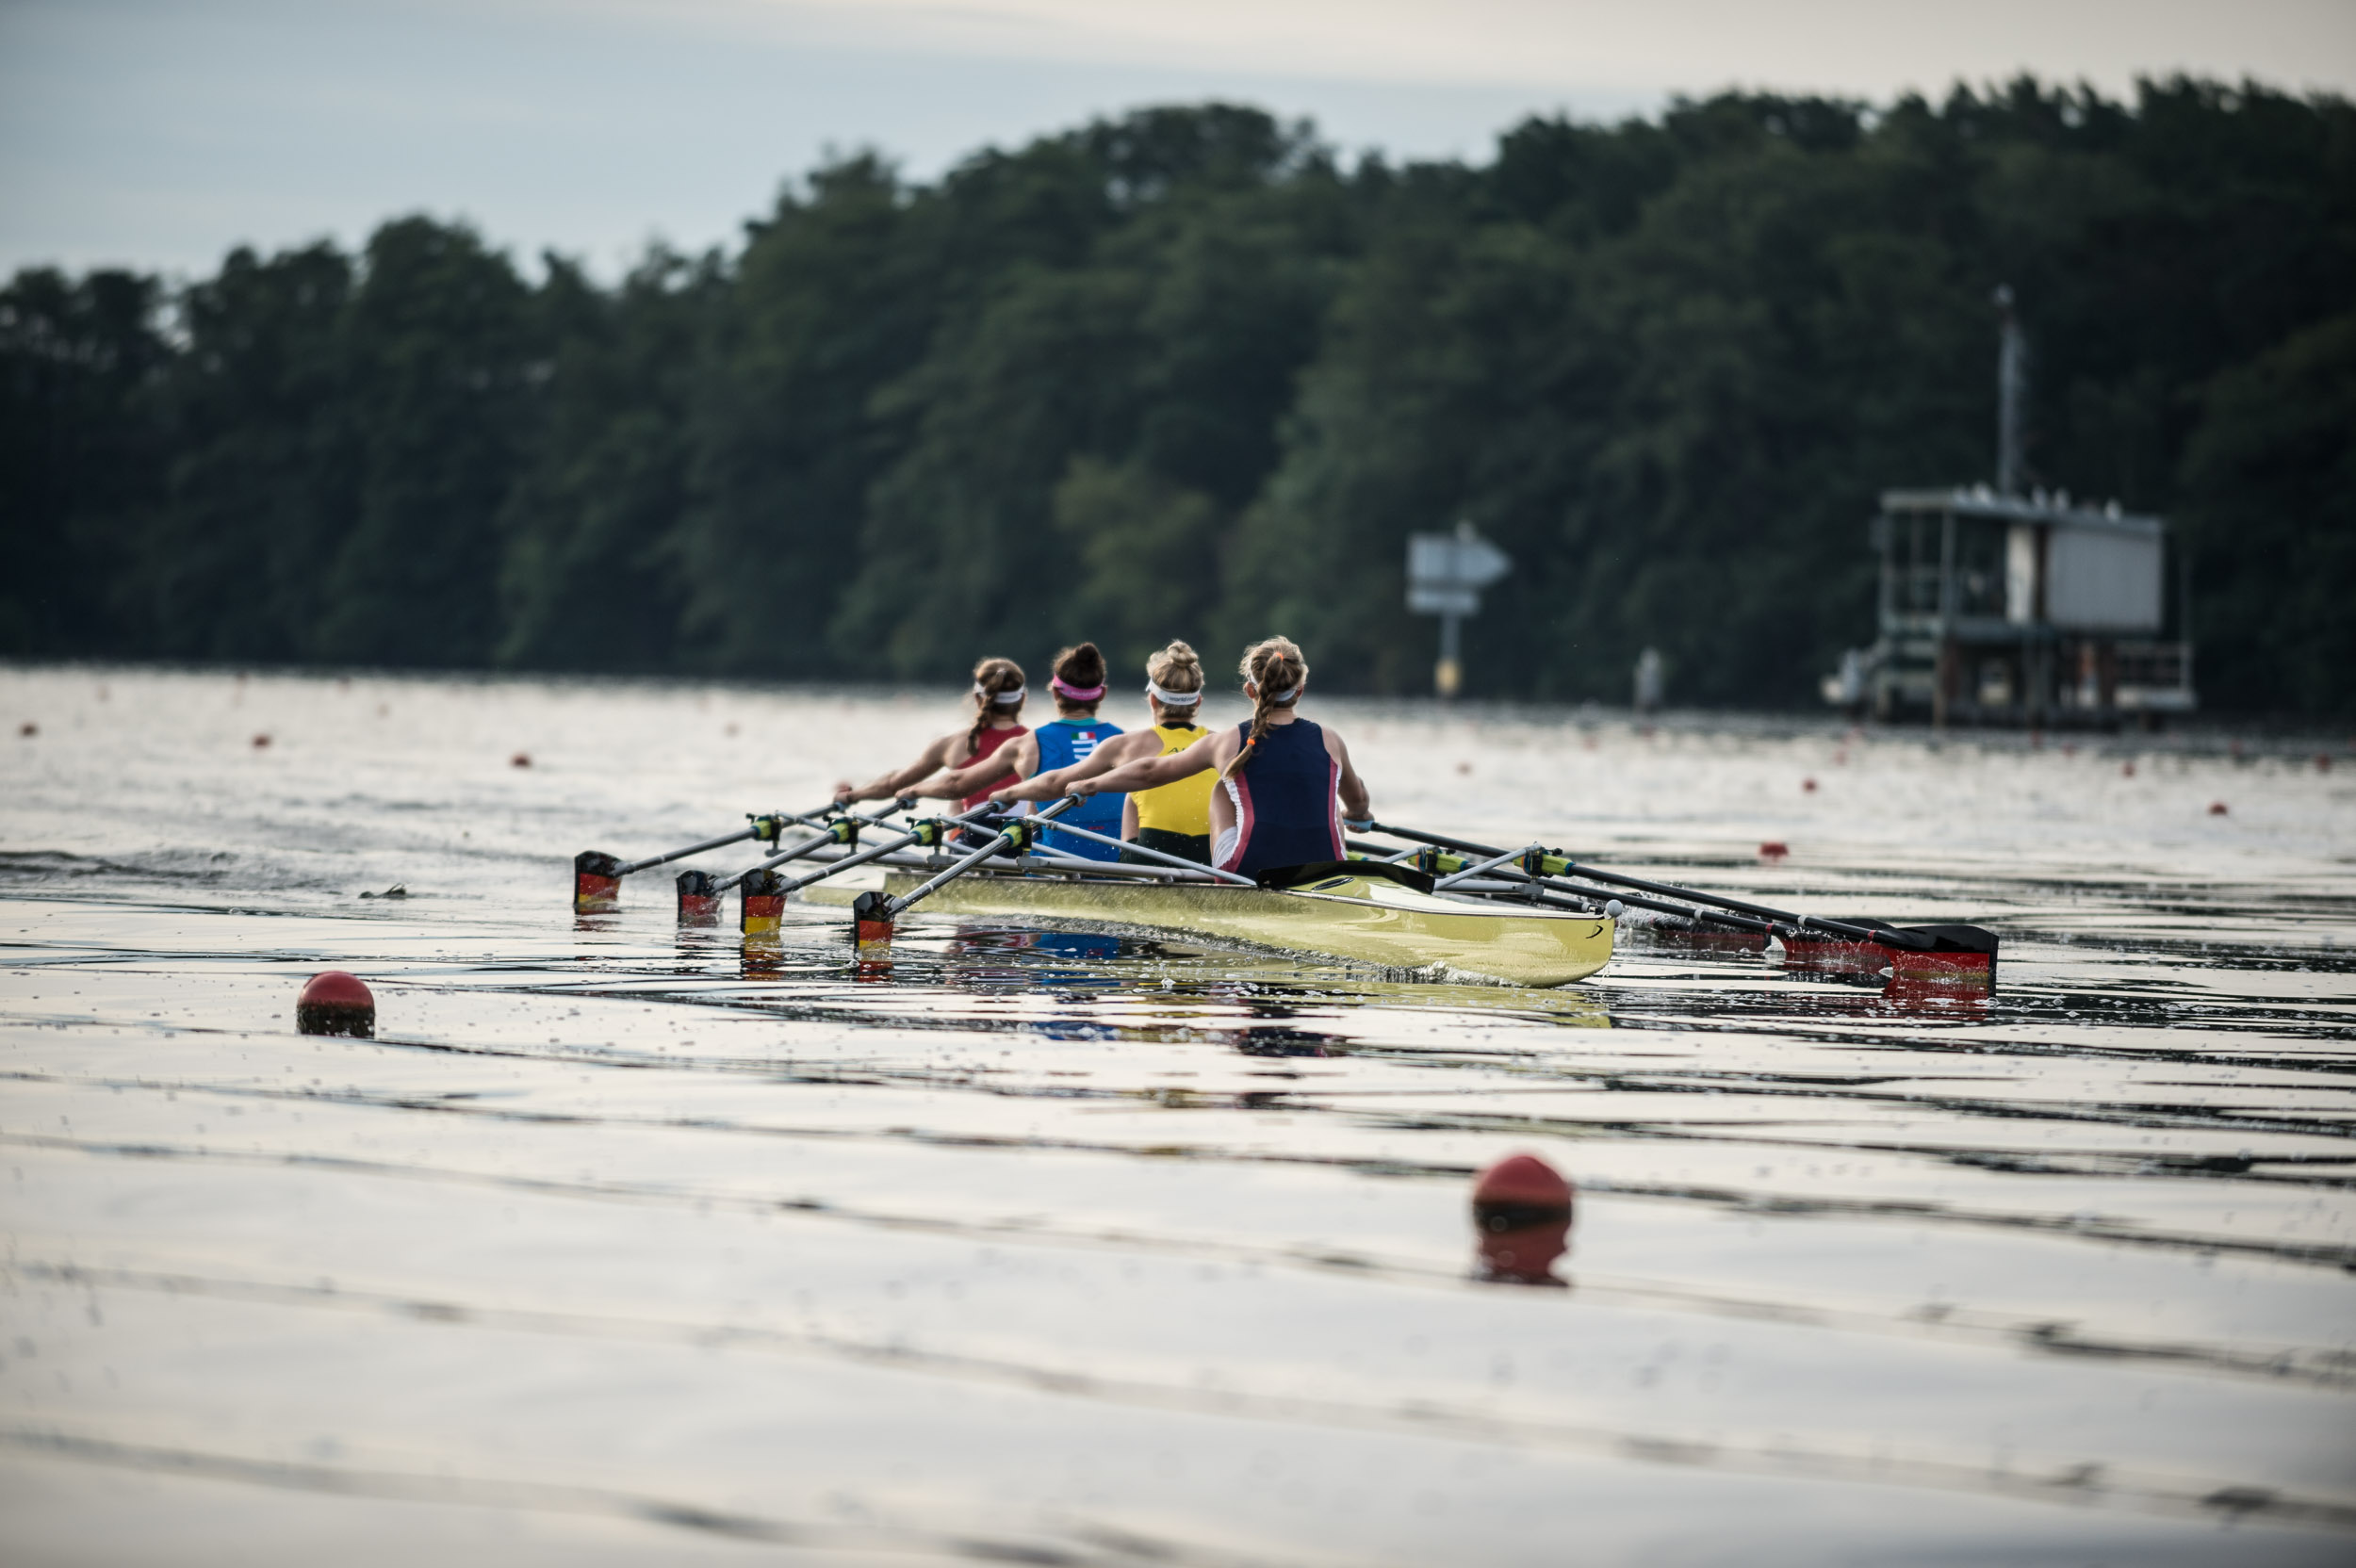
[1344,837,1766,933]
[850,796,1082,955]
[1019,817,1254,885]
[718,796,916,892]
[574,803,847,912]
[740,802,1007,936]
[1364,822,1984,956]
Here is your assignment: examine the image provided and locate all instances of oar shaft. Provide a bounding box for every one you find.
[1365,820,1883,943]
[1350,837,1767,931]
[880,796,1081,919]
[613,825,759,877]
[1020,817,1252,885]
[724,798,915,890]
[778,803,1000,895]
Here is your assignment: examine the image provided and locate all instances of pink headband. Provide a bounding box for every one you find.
[1051,677,1105,702]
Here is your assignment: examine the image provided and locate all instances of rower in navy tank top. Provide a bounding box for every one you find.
[1214,714,1340,874]
[1056,635,1371,882]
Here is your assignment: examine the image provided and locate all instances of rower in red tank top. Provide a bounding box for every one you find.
[957,721,1027,810]
[833,657,1031,814]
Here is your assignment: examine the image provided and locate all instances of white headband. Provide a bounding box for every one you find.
[975,684,1025,706]
[1257,684,1299,704]
[1145,679,1201,705]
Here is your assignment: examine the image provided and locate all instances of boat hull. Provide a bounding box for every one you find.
[875,870,1614,987]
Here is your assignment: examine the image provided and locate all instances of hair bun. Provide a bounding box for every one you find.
[1054,642,1107,689]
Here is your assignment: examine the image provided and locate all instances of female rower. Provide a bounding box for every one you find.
[833,656,1029,814]
[989,640,1217,863]
[1001,635,1369,878]
[922,644,1127,861]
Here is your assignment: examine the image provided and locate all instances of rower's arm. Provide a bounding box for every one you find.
[837,734,957,802]
[924,733,1039,799]
[989,730,1150,804]
[1075,738,1219,797]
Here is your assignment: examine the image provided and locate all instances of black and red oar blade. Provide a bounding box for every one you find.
[740,868,786,936]
[573,851,623,913]
[1885,923,1999,986]
[1784,920,1998,987]
[676,869,721,926]
[852,890,897,957]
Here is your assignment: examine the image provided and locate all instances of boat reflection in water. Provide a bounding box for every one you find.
[1470,1152,1576,1287]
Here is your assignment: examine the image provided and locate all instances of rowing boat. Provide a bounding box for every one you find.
[813,864,1615,987]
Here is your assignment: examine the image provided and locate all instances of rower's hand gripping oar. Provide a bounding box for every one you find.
[851,796,1083,956]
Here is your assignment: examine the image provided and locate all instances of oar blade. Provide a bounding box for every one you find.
[573,851,623,913]
[676,869,722,926]
[741,868,787,937]
[851,890,897,958]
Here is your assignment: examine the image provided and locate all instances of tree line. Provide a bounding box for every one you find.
[4,80,2350,714]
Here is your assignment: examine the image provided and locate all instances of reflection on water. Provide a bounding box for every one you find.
[2,666,2353,1563]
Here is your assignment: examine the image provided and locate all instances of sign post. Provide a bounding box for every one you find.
[1406,520,1512,698]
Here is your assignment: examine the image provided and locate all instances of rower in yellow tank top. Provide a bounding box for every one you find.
[1126,721,1217,863]
[985,640,1219,864]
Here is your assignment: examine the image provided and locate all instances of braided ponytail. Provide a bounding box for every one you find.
[966,657,1026,756]
[1219,636,1306,778]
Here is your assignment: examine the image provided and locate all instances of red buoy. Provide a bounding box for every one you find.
[1759,841,1790,860]
[296,971,374,1037]
[1474,1152,1572,1210]
[1802,776,1818,792]
[252,733,271,749]
[1471,1152,1575,1285]
[511,752,532,768]
[2208,801,2229,816]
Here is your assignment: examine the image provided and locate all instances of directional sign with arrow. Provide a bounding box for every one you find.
[1405,520,1512,698]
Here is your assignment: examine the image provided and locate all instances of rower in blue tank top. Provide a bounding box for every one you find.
[1058,636,1371,880]
[925,642,1125,862]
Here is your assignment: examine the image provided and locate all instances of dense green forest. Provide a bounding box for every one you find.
[5,79,2351,714]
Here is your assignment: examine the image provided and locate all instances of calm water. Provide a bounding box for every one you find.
[3,665,2352,1565]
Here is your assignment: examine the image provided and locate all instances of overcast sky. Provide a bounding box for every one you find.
[4,0,2352,279]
